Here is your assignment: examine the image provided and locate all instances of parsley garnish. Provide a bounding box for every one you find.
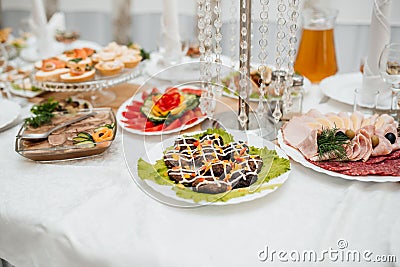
[25,98,59,128]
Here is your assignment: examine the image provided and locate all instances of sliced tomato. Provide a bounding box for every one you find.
[184,117,198,125]
[163,119,182,131]
[180,88,204,96]
[144,124,164,132]
[141,91,149,101]
[145,121,155,129]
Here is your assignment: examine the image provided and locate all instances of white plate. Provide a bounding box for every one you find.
[116,87,206,136]
[130,130,291,207]
[320,72,361,106]
[0,99,21,130]
[9,84,43,98]
[277,130,400,182]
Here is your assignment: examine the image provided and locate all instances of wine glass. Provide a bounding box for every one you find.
[379,43,400,121]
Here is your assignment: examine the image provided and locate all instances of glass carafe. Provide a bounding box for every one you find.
[294,8,338,83]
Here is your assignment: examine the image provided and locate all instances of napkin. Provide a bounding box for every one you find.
[160,0,182,65]
[362,0,392,109]
[29,0,66,59]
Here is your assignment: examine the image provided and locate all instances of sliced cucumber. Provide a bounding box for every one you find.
[77,132,93,141]
[73,137,91,143]
[75,140,96,148]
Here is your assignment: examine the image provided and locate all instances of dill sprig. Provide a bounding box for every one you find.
[317,127,350,161]
[25,98,59,128]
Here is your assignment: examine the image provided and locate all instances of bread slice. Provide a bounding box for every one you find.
[60,69,96,83]
[35,68,70,82]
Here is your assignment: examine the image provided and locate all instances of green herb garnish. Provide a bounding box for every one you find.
[140,48,150,61]
[317,127,350,160]
[69,58,82,63]
[25,98,59,128]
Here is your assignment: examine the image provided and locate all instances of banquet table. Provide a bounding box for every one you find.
[0,78,400,267]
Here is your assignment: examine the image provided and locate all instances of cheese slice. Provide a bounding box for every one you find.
[315,117,335,129]
[328,116,345,129]
[350,111,363,131]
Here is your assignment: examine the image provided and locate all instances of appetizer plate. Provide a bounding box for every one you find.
[222,71,312,102]
[126,130,291,207]
[117,87,206,136]
[16,108,116,161]
[9,83,43,98]
[0,99,21,130]
[277,130,400,182]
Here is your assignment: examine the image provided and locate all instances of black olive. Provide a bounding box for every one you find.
[385,132,396,144]
[335,131,347,138]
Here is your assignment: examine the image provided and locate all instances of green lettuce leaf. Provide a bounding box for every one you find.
[136,129,290,203]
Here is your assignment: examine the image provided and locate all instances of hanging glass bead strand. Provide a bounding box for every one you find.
[229,0,237,92]
[204,0,214,117]
[238,0,252,130]
[256,0,270,118]
[213,0,223,98]
[197,0,208,113]
[282,0,301,115]
[272,0,287,135]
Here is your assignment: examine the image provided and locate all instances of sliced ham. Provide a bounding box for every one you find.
[282,116,313,147]
[48,133,67,146]
[297,128,318,159]
[372,135,392,157]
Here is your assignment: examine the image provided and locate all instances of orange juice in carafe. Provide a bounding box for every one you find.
[294,8,338,83]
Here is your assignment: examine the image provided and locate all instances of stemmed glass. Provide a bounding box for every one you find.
[379,43,400,121]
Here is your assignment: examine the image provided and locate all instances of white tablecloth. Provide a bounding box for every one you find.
[0,84,399,267]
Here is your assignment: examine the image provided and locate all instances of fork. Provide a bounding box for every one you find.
[18,111,97,140]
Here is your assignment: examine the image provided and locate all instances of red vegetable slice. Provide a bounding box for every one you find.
[144,124,164,132]
[180,88,204,96]
[156,91,181,112]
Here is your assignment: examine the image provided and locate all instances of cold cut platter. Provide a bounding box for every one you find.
[277,109,400,182]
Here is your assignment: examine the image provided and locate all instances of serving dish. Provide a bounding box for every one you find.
[278,109,400,182]
[277,131,400,182]
[15,108,116,161]
[131,129,291,207]
[30,42,143,92]
[117,86,206,135]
